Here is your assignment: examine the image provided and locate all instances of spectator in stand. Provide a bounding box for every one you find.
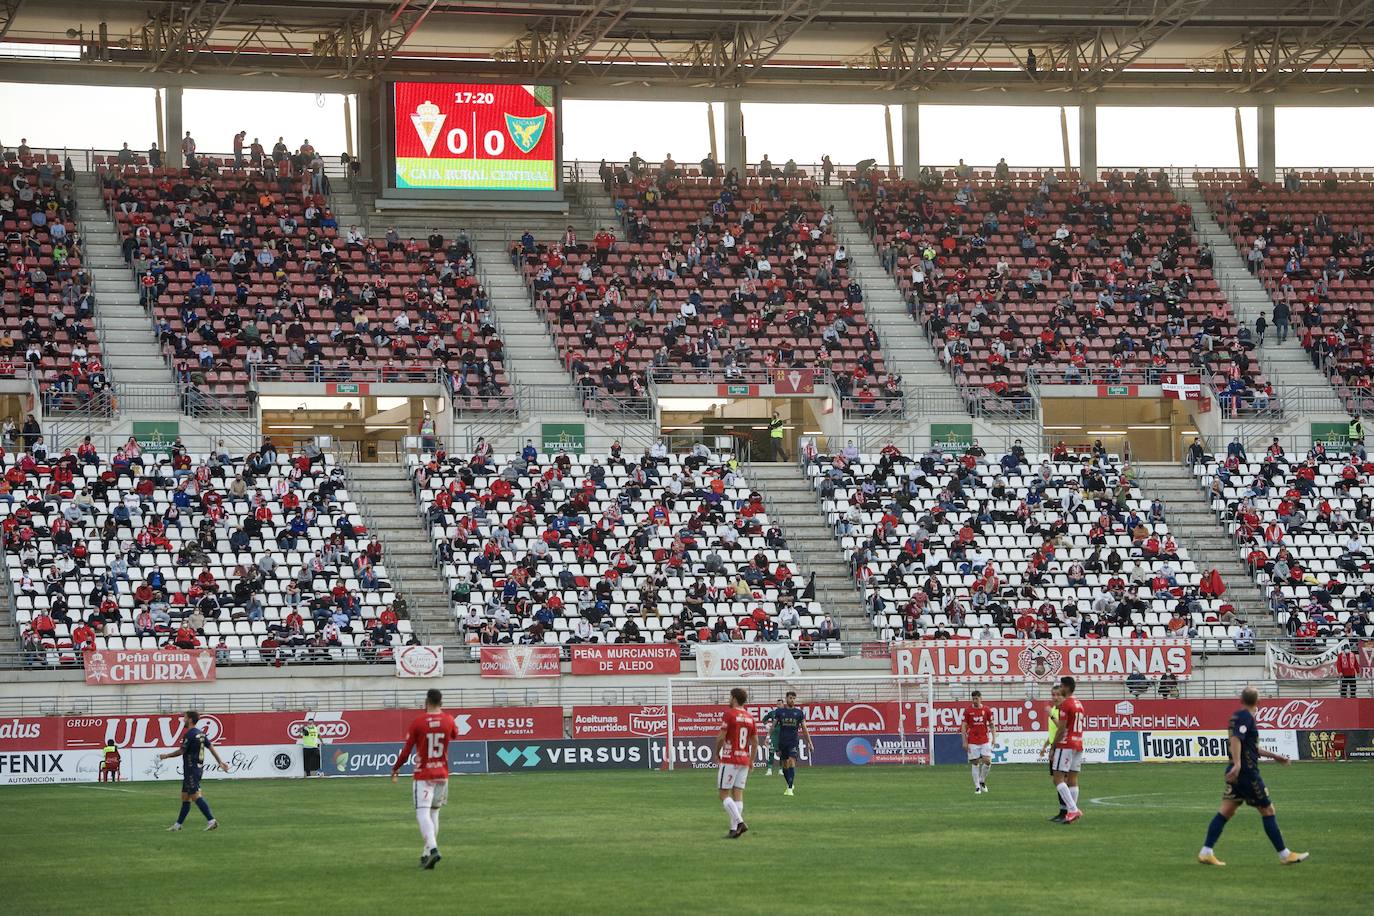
[1336,642,1361,697]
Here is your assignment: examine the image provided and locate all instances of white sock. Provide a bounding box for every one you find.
[971,764,981,788]
[1200,846,1214,857]
[416,808,436,852]
[722,798,740,828]
[1278,848,1290,859]
[1070,785,1079,806]
[736,802,744,823]
[979,763,990,784]
[1056,783,1077,813]
[431,808,441,847]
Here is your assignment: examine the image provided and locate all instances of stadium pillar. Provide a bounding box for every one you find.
[165,86,183,169]
[1258,102,1276,184]
[724,99,745,174]
[900,102,919,179]
[1078,101,1097,182]
[356,89,379,185]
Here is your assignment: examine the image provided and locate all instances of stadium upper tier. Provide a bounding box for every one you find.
[1196,170,1374,413]
[96,160,508,409]
[857,168,1272,413]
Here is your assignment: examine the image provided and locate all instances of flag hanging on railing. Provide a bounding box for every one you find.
[1160,372,1203,401]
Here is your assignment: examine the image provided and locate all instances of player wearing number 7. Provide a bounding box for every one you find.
[715,687,759,839]
[392,688,460,869]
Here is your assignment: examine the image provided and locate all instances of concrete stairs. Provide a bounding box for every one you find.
[471,234,578,395]
[1182,186,1345,417]
[73,173,176,387]
[819,186,965,416]
[746,462,871,640]
[342,461,460,647]
[1136,462,1280,637]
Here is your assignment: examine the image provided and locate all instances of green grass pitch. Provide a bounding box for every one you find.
[2,763,1370,915]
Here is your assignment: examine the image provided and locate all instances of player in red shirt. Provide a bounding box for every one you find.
[1052,676,1086,824]
[961,690,997,795]
[714,687,758,839]
[391,688,460,868]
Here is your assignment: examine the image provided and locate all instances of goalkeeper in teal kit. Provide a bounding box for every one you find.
[761,691,813,796]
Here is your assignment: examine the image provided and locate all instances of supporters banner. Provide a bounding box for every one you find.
[83,648,216,685]
[569,644,681,676]
[571,701,905,740]
[694,643,801,679]
[891,639,1192,682]
[0,708,564,751]
[479,646,561,678]
[1269,645,1357,681]
[1160,372,1204,401]
[392,81,558,191]
[325,741,488,777]
[393,645,444,678]
[485,739,651,772]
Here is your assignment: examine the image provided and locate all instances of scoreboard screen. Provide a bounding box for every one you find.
[390,81,558,191]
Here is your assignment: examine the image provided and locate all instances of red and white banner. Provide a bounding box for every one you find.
[83,648,216,685]
[1266,640,1373,679]
[695,643,801,679]
[772,367,815,395]
[891,639,1192,682]
[1160,372,1204,400]
[479,646,561,678]
[0,707,565,751]
[393,645,444,678]
[570,644,681,676]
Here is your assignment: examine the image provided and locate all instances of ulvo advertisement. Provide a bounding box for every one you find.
[392,81,558,191]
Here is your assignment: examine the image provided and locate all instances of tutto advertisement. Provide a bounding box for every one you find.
[326,741,488,777]
[392,81,558,191]
[569,643,681,676]
[485,739,650,773]
[892,640,1192,682]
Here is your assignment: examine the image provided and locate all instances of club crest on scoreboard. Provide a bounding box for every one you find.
[505,113,546,153]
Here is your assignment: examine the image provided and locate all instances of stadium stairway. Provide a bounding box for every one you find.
[74,173,178,386]
[819,187,969,424]
[341,460,460,646]
[746,462,870,638]
[1136,462,1279,637]
[1182,186,1345,417]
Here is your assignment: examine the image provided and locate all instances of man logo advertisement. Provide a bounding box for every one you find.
[486,739,651,772]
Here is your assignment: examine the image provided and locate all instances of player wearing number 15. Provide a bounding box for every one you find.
[392,688,460,869]
[1051,676,1085,825]
[714,687,759,839]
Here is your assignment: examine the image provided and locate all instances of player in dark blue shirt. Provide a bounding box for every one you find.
[761,691,812,796]
[1198,688,1308,865]
[160,710,228,832]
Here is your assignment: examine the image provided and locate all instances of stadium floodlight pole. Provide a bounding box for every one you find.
[665,674,935,771]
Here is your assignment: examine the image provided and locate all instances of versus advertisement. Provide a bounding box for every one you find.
[327,741,488,777]
[486,739,651,772]
[391,81,558,191]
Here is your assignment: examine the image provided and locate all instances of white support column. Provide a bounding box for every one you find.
[1258,103,1276,184]
[724,99,745,174]
[1078,100,1097,182]
[900,101,919,179]
[165,85,183,168]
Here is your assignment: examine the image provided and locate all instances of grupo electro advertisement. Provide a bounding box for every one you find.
[390,81,558,191]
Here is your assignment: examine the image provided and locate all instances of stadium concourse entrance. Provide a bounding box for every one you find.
[1041,393,1206,462]
[260,394,443,462]
[658,394,836,459]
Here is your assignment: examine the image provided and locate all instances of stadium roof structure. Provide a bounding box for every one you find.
[3,0,1374,99]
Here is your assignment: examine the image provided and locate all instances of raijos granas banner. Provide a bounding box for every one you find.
[891,640,1192,682]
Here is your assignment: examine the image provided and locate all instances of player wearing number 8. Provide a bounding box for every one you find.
[392,688,460,869]
[714,687,759,839]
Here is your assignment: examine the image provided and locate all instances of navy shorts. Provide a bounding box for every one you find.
[778,741,800,761]
[182,767,203,795]
[1222,774,1270,808]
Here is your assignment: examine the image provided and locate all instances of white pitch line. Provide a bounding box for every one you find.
[73,784,139,793]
